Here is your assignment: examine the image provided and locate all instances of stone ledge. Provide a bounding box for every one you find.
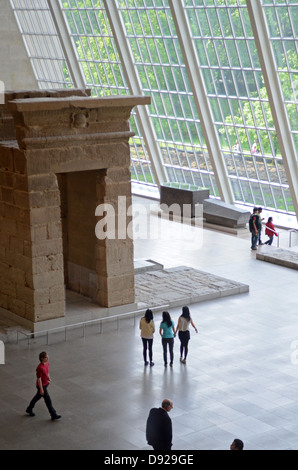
[135,265,249,309]
[203,198,250,229]
[134,259,164,274]
[256,246,298,270]
[8,95,150,112]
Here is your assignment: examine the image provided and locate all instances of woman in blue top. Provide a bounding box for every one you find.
[159,311,175,367]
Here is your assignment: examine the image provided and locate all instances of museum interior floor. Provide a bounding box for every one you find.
[1,195,298,451]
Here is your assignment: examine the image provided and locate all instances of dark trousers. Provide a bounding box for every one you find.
[152,443,172,451]
[28,385,56,417]
[178,330,190,359]
[142,338,153,363]
[162,338,174,365]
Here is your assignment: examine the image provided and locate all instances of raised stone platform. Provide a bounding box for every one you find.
[0,263,249,341]
[203,198,250,229]
[157,191,251,234]
[135,265,249,308]
[160,182,209,218]
[256,246,298,270]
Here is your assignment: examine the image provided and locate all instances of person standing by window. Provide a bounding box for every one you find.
[264,217,278,246]
[249,207,260,251]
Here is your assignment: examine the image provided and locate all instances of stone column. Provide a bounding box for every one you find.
[95,167,134,307]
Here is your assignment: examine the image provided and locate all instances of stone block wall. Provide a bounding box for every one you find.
[0,140,65,323]
[94,167,135,307]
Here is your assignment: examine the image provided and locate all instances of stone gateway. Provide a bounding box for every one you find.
[0,89,150,330]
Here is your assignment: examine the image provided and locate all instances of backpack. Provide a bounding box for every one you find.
[249,213,259,232]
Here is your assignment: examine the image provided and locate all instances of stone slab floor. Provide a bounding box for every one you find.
[1,196,298,451]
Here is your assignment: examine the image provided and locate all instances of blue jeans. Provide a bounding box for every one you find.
[162,338,174,365]
[258,230,263,244]
[178,330,190,359]
[251,232,258,249]
[265,236,273,245]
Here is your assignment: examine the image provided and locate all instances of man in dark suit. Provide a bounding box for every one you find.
[146,398,173,450]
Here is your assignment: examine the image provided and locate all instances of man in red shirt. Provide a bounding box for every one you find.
[26,351,61,421]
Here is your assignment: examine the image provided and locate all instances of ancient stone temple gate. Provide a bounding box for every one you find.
[0,90,149,330]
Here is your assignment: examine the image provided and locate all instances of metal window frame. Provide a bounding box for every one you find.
[10,0,74,89]
[8,0,298,221]
[247,0,298,218]
[47,0,85,89]
[185,0,293,212]
[169,0,234,204]
[103,0,167,189]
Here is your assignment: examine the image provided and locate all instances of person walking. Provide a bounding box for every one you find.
[146,399,173,450]
[26,351,61,421]
[175,306,198,364]
[139,309,155,366]
[159,311,175,367]
[264,217,278,245]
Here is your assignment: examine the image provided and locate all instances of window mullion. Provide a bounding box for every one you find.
[169,0,234,204]
[103,0,167,188]
[48,0,85,88]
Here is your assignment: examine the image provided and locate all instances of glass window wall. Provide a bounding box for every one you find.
[185,0,294,213]
[10,0,73,89]
[262,1,298,160]
[116,0,218,195]
[61,0,156,188]
[9,0,298,218]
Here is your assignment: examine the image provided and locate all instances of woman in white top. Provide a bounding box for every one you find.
[139,309,155,366]
[175,306,198,364]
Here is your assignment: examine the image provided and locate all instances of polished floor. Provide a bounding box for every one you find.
[1,196,298,450]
